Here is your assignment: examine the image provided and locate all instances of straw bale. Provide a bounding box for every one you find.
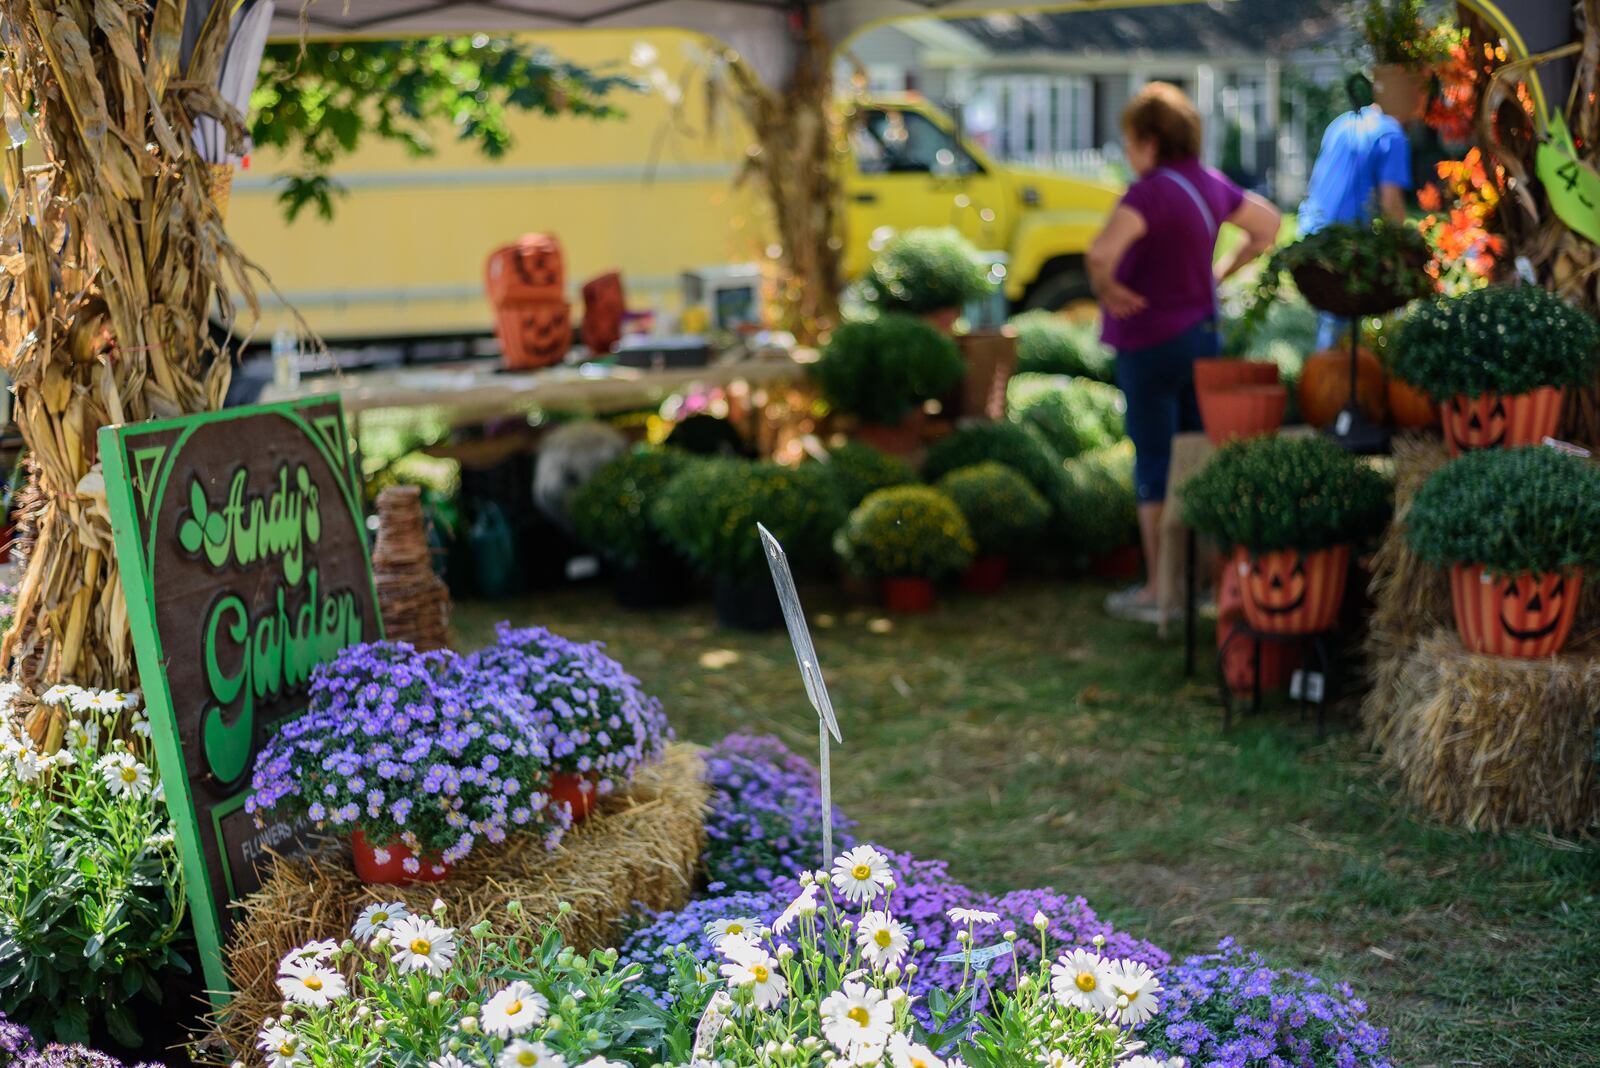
[1382,630,1600,833]
[210,744,707,1059]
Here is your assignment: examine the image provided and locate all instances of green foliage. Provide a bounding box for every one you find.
[1362,0,1459,65]
[252,38,637,221]
[1008,311,1115,381]
[922,423,1065,511]
[814,442,916,509]
[1391,285,1600,399]
[811,314,966,426]
[569,447,693,569]
[1007,374,1126,460]
[1242,220,1433,337]
[652,460,846,582]
[1055,441,1139,560]
[1182,435,1392,553]
[859,228,996,314]
[1406,447,1600,576]
[936,462,1051,558]
[837,486,975,580]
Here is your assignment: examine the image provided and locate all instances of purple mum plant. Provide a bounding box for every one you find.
[0,1011,163,1068]
[247,641,566,867]
[618,889,782,1004]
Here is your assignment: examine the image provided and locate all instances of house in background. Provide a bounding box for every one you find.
[843,0,1354,205]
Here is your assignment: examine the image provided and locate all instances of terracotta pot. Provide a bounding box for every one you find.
[1232,544,1350,635]
[1386,375,1437,429]
[1217,563,1299,693]
[1198,385,1287,446]
[883,576,936,614]
[962,556,1008,593]
[1373,63,1431,121]
[351,829,450,885]
[855,410,926,458]
[922,307,961,334]
[1449,564,1583,659]
[1440,388,1564,456]
[1193,357,1279,394]
[1091,544,1143,580]
[550,772,600,822]
[1299,347,1384,429]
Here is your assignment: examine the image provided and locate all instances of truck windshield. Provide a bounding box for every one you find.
[853,109,982,177]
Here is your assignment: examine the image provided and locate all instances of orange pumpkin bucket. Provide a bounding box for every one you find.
[1448,564,1583,659]
[485,233,566,306]
[1232,544,1350,635]
[495,301,572,370]
[1440,388,1563,456]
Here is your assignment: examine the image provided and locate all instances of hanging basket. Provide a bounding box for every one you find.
[1440,388,1564,456]
[1448,564,1583,659]
[1291,254,1428,318]
[1233,544,1350,635]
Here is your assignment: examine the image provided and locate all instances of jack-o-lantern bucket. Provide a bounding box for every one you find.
[581,272,625,355]
[496,301,572,370]
[485,233,566,306]
[1448,564,1583,658]
[1232,544,1350,635]
[1441,388,1563,456]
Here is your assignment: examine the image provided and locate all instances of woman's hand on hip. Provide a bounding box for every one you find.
[1101,281,1149,319]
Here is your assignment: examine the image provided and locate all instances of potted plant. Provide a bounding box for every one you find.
[569,446,695,608]
[810,314,966,455]
[465,622,671,820]
[1363,0,1459,116]
[1057,441,1140,575]
[1007,374,1126,460]
[1183,436,1391,635]
[653,458,847,630]
[1392,285,1600,455]
[248,642,566,883]
[836,486,975,613]
[937,462,1051,592]
[859,227,995,332]
[1406,447,1600,658]
[813,441,916,509]
[922,421,1065,507]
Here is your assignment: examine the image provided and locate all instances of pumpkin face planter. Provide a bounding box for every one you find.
[485,233,565,305]
[1232,544,1350,635]
[496,302,572,370]
[1441,388,1564,456]
[1449,564,1583,658]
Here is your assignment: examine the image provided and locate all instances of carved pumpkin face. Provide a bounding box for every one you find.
[510,237,563,290]
[1244,552,1308,616]
[496,302,570,369]
[486,234,565,306]
[1499,572,1571,642]
[1443,395,1506,451]
[1233,545,1351,636]
[1449,563,1584,659]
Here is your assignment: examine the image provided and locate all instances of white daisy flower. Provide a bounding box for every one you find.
[352,901,410,942]
[715,931,763,962]
[65,719,100,752]
[99,689,140,711]
[497,1040,566,1068]
[946,907,1000,926]
[40,684,80,707]
[703,916,761,943]
[10,748,44,783]
[276,961,347,1007]
[576,1059,631,1068]
[819,980,894,1054]
[1108,959,1161,1026]
[889,1033,948,1068]
[481,980,549,1037]
[130,717,152,739]
[1042,1053,1084,1068]
[832,844,892,903]
[257,1023,308,1068]
[856,911,911,969]
[1118,1059,1168,1068]
[279,939,340,972]
[429,1056,472,1068]
[95,752,152,798]
[69,688,110,713]
[44,749,74,769]
[1049,949,1116,1014]
[718,946,788,1010]
[774,883,819,934]
[389,914,457,976]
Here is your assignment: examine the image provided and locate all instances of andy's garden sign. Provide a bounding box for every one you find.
[101,397,381,998]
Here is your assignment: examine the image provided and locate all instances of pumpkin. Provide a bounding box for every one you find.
[1440,388,1564,456]
[1217,562,1299,694]
[485,233,566,306]
[496,301,572,370]
[581,272,625,355]
[1233,544,1350,635]
[1449,563,1583,658]
[1385,375,1437,428]
[1297,347,1383,429]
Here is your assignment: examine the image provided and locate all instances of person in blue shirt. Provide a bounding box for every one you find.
[1298,91,1419,348]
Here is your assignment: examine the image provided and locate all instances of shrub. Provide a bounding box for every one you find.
[859,227,994,314]
[1406,446,1600,576]
[1056,441,1139,559]
[813,441,915,509]
[0,1010,163,1068]
[1009,310,1115,381]
[922,422,1066,507]
[836,486,975,580]
[653,459,847,582]
[1008,373,1126,459]
[1392,285,1600,399]
[810,314,965,426]
[1182,435,1391,553]
[936,462,1051,558]
[568,446,692,568]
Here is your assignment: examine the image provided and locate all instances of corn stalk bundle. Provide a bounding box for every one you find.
[0,0,264,688]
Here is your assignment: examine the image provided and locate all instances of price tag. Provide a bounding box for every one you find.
[936,941,1015,965]
[1289,670,1326,704]
[1535,114,1600,245]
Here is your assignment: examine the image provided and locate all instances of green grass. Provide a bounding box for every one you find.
[456,579,1600,1065]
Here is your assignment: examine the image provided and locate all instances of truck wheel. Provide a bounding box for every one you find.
[1020,265,1095,317]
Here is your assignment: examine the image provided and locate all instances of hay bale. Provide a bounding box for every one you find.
[212,744,707,1058]
[1382,630,1600,833]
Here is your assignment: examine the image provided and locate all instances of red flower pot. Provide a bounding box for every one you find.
[1441,388,1563,456]
[855,411,926,458]
[351,830,450,885]
[883,576,936,614]
[550,772,599,822]
[1091,544,1143,580]
[1198,385,1287,447]
[1449,564,1583,659]
[961,556,1008,593]
[1193,358,1280,394]
[1232,544,1350,635]
[922,307,961,334]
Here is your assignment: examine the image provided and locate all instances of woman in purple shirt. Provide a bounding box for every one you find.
[1088,82,1281,623]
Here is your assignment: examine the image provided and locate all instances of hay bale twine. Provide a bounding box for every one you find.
[372,485,452,651]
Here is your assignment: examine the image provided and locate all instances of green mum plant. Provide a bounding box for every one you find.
[569,447,693,569]
[1008,374,1127,460]
[1009,310,1115,382]
[1362,0,1460,66]
[837,486,976,580]
[814,442,916,510]
[937,462,1051,558]
[1242,220,1433,336]
[1056,441,1140,560]
[1182,435,1392,553]
[1391,285,1600,400]
[1406,446,1600,577]
[922,422,1066,510]
[811,314,966,427]
[653,459,846,582]
[860,227,995,314]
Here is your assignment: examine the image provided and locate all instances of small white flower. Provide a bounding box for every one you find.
[1042,1053,1084,1068]
[428,1055,471,1068]
[819,980,894,1054]
[1031,910,1050,931]
[257,1023,307,1068]
[44,749,74,769]
[10,748,43,783]
[1108,959,1161,1026]
[279,939,340,972]
[352,901,409,942]
[704,916,761,942]
[498,1040,566,1068]
[481,980,549,1037]
[577,1059,630,1068]
[946,907,1000,926]
[276,961,347,1007]
[95,751,152,799]
[715,931,763,962]
[832,844,892,903]
[719,946,788,1010]
[1050,949,1117,1014]
[40,684,80,707]
[65,719,100,752]
[774,883,819,934]
[389,914,457,976]
[888,1033,948,1068]
[130,717,152,738]
[856,911,911,969]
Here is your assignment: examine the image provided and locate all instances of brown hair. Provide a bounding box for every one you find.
[1122,82,1202,163]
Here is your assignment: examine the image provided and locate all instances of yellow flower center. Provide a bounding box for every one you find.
[507,999,523,1014]
[373,911,388,924]
[874,929,893,948]
[726,923,744,935]
[852,864,872,880]
[303,976,323,991]
[119,766,139,784]
[411,938,432,955]
[847,1006,871,1026]
[516,1053,539,1066]
[752,964,770,983]
[911,1059,929,1068]
[278,1042,296,1056]
[1075,973,1097,993]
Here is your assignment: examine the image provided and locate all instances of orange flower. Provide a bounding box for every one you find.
[1417,183,1443,212]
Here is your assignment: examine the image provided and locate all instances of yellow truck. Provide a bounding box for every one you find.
[227,29,1120,343]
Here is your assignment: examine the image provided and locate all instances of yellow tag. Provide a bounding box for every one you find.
[1535,113,1600,245]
